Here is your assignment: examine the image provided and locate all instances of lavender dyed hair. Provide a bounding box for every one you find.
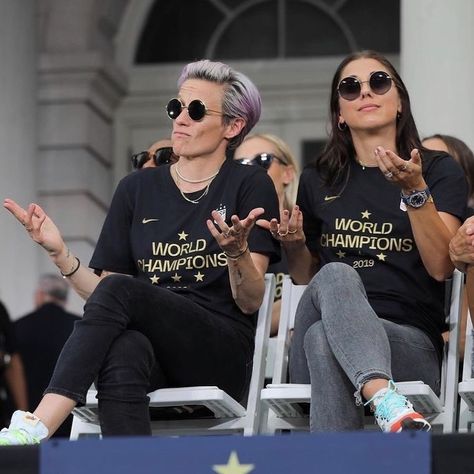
[177,59,261,149]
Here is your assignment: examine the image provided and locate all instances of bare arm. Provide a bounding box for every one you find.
[207,208,269,314]
[377,148,460,281]
[4,353,28,411]
[3,199,111,299]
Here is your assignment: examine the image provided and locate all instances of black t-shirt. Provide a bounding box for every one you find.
[297,150,467,360]
[90,158,280,341]
[0,301,16,356]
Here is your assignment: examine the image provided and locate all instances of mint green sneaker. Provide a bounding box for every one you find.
[366,381,431,433]
[0,410,49,445]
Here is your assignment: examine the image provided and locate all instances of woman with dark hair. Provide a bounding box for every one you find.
[423,134,474,210]
[260,51,467,432]
[0,59,280,444]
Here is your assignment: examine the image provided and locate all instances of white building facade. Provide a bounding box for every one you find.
[0,0,472,317]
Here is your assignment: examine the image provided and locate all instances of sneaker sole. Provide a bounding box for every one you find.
[391,413,431,433]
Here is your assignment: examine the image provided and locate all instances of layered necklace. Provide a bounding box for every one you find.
[174,162,221,204]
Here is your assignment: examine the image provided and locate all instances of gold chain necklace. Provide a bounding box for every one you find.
[175,163,220,183]
[174,167,214,204]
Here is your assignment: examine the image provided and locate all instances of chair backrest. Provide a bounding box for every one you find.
[243,273,276,404]
[271,275,306,384]
[439,269,463,406]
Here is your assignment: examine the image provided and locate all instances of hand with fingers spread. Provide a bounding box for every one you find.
[257,205,305,245]
[207,207,265,259]
[3,199,66,257]
[374,146,426,192]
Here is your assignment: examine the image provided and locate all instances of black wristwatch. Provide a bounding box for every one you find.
[400,187,433,208]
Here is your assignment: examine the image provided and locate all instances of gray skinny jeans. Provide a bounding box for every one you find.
[289,262,440,432]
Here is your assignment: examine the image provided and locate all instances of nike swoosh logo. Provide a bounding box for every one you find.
[142,218,159,224]
[324,195,340,202]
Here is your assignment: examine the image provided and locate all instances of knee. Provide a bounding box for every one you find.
[100,330,155,380]
[94,274,131,295]
[303,321,331,356]
[309,262,362,294]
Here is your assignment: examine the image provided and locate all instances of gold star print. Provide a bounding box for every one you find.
[212,451,255,474]
[194,271,204,282]
[336,250,346,259]
[178,231,188,241]
[361,210,371,219]
[171,273,181,282]
[376,253,387,261]
[150,274,160,284]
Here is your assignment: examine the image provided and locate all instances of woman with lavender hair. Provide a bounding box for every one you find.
[0,59,280,443]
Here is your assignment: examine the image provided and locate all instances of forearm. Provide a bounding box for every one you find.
[5,354,28,410]
[227,250,267,315]
[50,245,102,299]
[285,241,319,284]
[408,205,457,281]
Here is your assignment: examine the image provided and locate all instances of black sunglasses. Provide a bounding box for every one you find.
[337,71,393,101]
[131,147,174,170]
[166,98,224,121]
[235,153,287,170]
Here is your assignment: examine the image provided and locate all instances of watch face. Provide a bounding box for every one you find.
[408,192,427,208]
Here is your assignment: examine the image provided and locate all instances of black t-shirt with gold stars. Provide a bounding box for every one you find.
[297,150,467,361]
[89,158,280,341]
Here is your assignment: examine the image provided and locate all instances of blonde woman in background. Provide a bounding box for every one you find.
[234,133,298,335]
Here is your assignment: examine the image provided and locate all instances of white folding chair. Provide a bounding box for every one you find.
[396,269,463,433]
[260,276,310,434]
[458,310,474,432]
[260,270,464,434]
[70,273,275,439]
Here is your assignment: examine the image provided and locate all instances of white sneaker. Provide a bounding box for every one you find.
[0,411,49,445]
[367,381,431,433]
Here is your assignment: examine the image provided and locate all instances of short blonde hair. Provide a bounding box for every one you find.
[242,133,299,208]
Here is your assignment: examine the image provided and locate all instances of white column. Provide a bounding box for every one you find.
[0,1,38,318]
[401,0,474,149]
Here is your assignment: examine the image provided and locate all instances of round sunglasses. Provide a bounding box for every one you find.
[235,153,287,170]
[166,98,224,121]
[337,71,393,101]
[131,147,175,170]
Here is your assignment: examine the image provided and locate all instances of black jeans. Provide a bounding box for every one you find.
[45,275,253,436]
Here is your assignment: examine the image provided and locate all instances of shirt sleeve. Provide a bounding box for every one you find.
[89,176,137,275]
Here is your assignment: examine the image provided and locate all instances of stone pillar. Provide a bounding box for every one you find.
[401,0,474,149]
[37,53,127,313]
[0,1,38,318]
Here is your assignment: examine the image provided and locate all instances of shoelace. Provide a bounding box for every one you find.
[375,389,409,422]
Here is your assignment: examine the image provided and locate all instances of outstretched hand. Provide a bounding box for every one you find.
[374,146,426,192]
[257,205,305,244]
[207,207,264,256]
[3,198,65,256]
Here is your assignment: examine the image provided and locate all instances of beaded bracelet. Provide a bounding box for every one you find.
[60,257,81,278]
[224,243,249,261]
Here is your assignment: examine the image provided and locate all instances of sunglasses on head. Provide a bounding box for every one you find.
[235,153,287,170]
[166,98,224,121]
[337,71,393,101]
[131,147,174,170]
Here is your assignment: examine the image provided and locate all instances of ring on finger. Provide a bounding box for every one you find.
[277,230,289,237]
[384,171,393,179]
[399,164,407,171]
[288,229,298,234]
[25,226,33,232]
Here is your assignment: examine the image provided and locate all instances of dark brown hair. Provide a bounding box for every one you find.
[316,50,422,188]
